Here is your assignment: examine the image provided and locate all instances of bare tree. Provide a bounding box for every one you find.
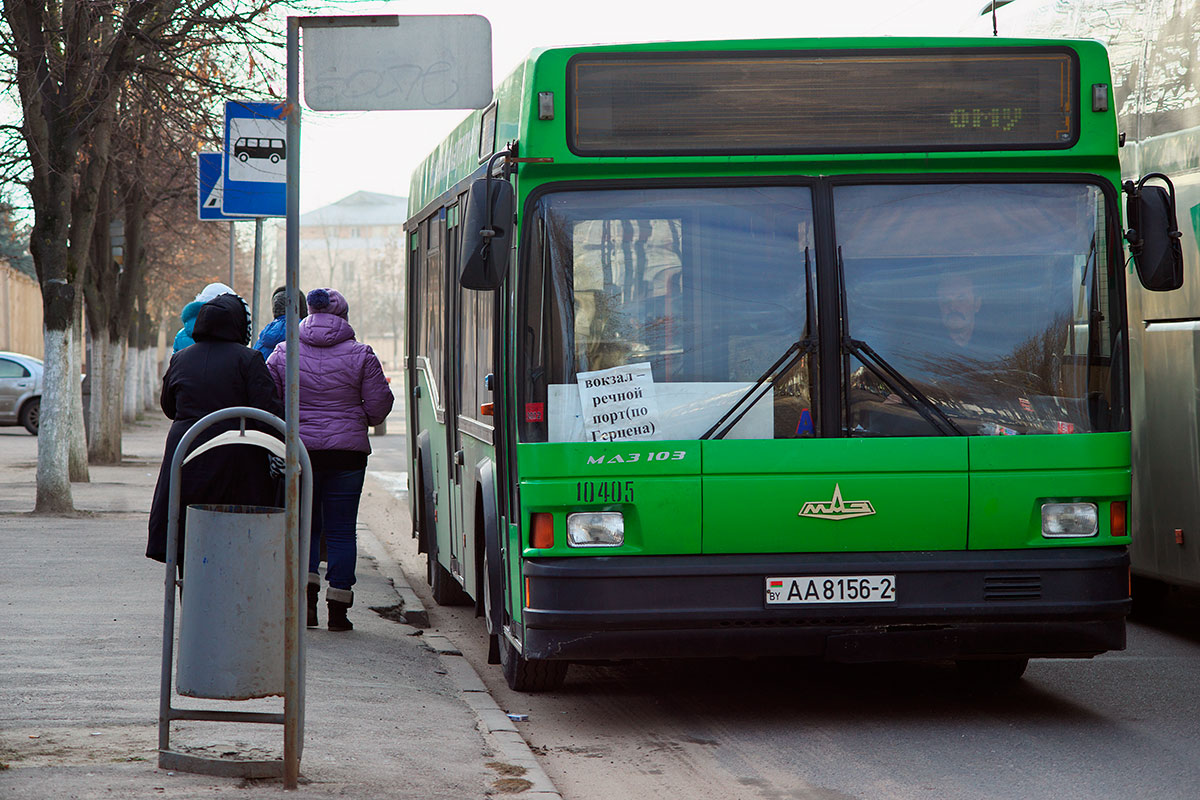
[1,1,289,511]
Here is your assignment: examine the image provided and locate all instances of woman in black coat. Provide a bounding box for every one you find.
[146,293,284,563]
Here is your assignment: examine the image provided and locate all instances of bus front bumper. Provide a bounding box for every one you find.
[518,547,1129,662]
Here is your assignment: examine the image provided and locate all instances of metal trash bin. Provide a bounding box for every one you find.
[177,503,287,700]
[158,406,311,781]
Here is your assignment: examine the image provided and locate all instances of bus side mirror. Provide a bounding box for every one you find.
[459,177,514,291]
[1125,173,1184,292]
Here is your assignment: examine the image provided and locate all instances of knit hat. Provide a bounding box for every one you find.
[271,286,288,318]
[195,282,235,304]
[306,288,349,319]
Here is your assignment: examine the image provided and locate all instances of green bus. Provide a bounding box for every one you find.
[404,37,1184,691]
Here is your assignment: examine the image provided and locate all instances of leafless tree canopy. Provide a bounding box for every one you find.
[0,0,320,508]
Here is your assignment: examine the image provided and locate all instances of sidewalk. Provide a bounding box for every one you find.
[0,417,556,798]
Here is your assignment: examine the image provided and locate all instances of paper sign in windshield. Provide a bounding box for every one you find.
[577,363,661,443]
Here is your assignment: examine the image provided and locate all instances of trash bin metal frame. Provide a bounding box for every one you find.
[157,407,311,780]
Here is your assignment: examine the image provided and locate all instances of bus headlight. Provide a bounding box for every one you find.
[1041,503,1098,537]
[567,512,624,547]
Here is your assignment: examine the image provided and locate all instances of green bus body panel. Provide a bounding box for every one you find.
[517,441,702,556]
[968,430,1130,471]
[517,441,700,477]
[520,477,702,555]
[967,432,1131,550]
[701,438,967,553]
[700,437,965,474]
[516,434,1128,557]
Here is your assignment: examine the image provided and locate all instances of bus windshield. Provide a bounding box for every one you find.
[518,181,1124,443]
[839,182,1123,438]
[520,186,818,443]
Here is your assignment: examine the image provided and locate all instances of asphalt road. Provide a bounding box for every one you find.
[365,430,1200,800]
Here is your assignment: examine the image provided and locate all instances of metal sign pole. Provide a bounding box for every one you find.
[276,13,489,789]
[284,15,303,790]
[228,221,236,288]
[252,218,264,337]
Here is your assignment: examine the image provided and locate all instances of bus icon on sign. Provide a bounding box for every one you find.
[233,137,286,164]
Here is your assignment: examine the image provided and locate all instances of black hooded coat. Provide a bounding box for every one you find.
[146,293,284,562]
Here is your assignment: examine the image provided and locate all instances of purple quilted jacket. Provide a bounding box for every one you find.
[265,314,394,453]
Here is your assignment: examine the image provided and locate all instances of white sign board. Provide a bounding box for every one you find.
[301,15,493,111]
[549,382,774,443]
[575,363,662,443]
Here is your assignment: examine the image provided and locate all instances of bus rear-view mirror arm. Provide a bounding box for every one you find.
[1124,173,1184,292]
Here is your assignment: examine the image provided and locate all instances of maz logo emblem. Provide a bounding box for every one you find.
[798,484,876,521]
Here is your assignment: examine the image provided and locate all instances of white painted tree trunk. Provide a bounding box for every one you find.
[87,330,124,464]
[36,327,74,513]
[142,346,155,411]
[123,340,140,423]
[68,312,89,482]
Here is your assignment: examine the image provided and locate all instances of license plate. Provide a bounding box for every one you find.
[765,575,897,605]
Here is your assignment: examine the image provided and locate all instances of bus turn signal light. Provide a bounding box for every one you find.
[1111,501,1127,538]
[531,513,555,549]
[480,402,494,416]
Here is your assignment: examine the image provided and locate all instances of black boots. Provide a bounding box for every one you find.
[327,587,354,632]
[310,576,353,631]
[307,579,320,628]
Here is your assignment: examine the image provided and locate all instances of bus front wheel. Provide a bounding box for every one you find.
[499,634,567,693]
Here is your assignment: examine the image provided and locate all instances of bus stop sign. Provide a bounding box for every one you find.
[197,152,254,221]
[222,100,288,217]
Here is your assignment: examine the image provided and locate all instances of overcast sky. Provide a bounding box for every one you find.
[284,0,994,213]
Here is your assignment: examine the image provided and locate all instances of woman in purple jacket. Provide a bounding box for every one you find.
[266,288,394,631]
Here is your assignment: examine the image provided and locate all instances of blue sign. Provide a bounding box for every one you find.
[222,100,287,217]
[197,152,252,221]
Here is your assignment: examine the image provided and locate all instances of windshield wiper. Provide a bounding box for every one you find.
[837,248,963,436]
[702,247,816,440]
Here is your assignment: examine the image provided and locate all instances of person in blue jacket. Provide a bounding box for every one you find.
[172,300,205,353]
[253,286,305,359]
[173,282,240,353]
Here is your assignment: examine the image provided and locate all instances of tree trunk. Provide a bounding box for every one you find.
[35,282,75,513]
[143,305,157,412]
[142,342,155,412]
[123,338,141,423]
[68,297,90,482]
[87,327,124,465]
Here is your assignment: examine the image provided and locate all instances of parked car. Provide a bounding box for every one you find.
[0,351,43,434]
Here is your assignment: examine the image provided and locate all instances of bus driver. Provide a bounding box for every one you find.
[936,272,983,348]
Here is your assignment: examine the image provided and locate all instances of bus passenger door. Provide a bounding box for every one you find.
[446,204,468,586]
[423,208,456,583]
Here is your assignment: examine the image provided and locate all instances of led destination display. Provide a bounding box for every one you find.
[569,48,1079,155]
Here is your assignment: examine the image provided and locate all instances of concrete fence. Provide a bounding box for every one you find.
[0,262,42,358]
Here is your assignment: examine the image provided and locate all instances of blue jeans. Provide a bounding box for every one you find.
[310,468,366,591]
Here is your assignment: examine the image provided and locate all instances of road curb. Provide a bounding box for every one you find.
[358,525,562,799]
[358,522,431,628]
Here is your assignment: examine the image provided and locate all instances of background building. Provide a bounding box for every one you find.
[274,190,407,374]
